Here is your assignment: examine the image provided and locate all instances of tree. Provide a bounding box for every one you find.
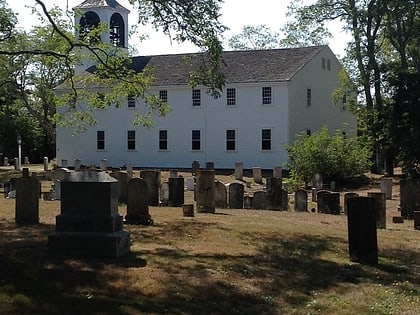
[286,126,371,186]
[227,25,280,50]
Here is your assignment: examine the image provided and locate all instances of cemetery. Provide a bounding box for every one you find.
[0,161,418,314]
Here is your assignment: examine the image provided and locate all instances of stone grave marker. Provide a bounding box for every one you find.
[414,211,420,230]
[100,159,107,171]
[235,162,243,181]
[344,192,359,215]
[196,170,215,213]
[380,177,392,200]
[125,178,152,225]
[186,177,195,191]
[111,171,128,204]
[169,177,184,207]
[228,182,244,209]
[169,169,178,178]
[347,196,378,264]
[214,181,227,208]
[160,182,169,206]
[52,168,71,200]
[312,173,323,191]
[43,157,49,171]
[317,190,340,214]
[205,161,215,170]
[273,166,282,179]
[48,171,130,257]
[253,191,267,210]
[294,189,308,212]
[140,170,160,206]
[74,159,82,171]
[244,195,253,209]
[266,177,283,210]
[252,167,263,184]
[191,160,200,175]
[15,168,39,224]
[367,192,386,229]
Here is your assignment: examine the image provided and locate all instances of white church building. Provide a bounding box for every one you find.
[56,0,357,170]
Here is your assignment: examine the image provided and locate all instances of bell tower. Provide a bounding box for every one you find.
[73,0,130,72]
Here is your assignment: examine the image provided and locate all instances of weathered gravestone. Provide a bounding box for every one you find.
[191,160,200,175]
[186,177,195,191]
[111,171,128,204]
[43,156,49,171]
[414,211,420,230]
[160,182,169,206]
[347,197,378,264]
[196,170,215,213]
[48,171,130,257]
[273,166,282,179]
[214,181,227,208]
[317,191,340,215]
[294,189,308,212]
[205,161,215,170]
[312,173,323,191]
[169,169,178,178]
[100,159,107,171]
[252,167,263,184]
[380,177,393,200]
[235,162,243,181]
[169,177,184,207]
[74,158,82,171]
[253,191,267,210]
[244,195,253,209]
[367,192,386,229]
[266,177,285,210]
[399,178,420,219]
[228,182,244,209]
[140,170,160,206]
[125,178,152,225]
[15,168,39,224]
[52,168,71,200]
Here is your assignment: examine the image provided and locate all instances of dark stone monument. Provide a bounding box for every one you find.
[414,211,420,230]
[380,177,393,200]
[140,169,160,206]
[48,171,130,257]
[169,177,184,207]
[234,162,243,181]
[125,178,152,225]
[266,177,284,210]
[347,196,378,264]
[244,195,253,209]
[294,189,308,212]
[111,171,128,204]
[252,167,263,184]
[214,181,227,208]
[253,191,267,210]
[160,182,169,206]
[228,182,244,209]
[15,168,39,224]
[344,192,359,215]
[317,191,340,214]
[367,192,386,229]
[312,173,323,191]
[191,160,200,175]
[399,178,420,219]
[196,170,215,213]
[205,161,215,170]
[183,204,194,217]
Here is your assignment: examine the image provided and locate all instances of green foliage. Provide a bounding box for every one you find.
[286,126,371,185]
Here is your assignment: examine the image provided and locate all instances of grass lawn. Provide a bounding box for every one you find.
[0,167,418,314]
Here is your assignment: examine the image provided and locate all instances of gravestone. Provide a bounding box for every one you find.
[330,181,336,192]
[344,192,359,215]
[205,161,215,170]
[317,191,340,214]
[399,178,420,219]
[140,170,160,206]
[43,157,49,171]
[61,159,68,167]
[266,177,284,210]
[3,157,8,166]
[191,160,200,175]
[126,164,133,180]
[253,191,267,210]
[52,168,71,200]
[4,177,17,198]
[273,166,282,179]
[100,159,107,171]
[183,204,194,217]
[169,177,184,207]
[228,182,244,209]
[74,159,82,171]
[186,177,195,191]
[312,173,323,191]
[235,162,243,181]
[347,197,378,264]
[111,171,128,204]
[367,192,386,229]
[48,171,130,257]
[24,156,29,165]
[252,167,263,184]
[311,187,317,202]
[169,169,178,178]
[380,177,392,199]
[15,168,39,224]
[196,170,215,213]
[125,178,152,225]
[160,182,169,206]
[214,181,227,208]
[294,189,308,212]
[244,195,253,209]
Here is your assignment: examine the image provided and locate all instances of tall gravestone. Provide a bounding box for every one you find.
[169,177,184,207]
[380,177,392,199]
[126,178,152,225]
[205,161,215,170]
[43,157,49,171]
[140,170,160,206]
[191,160,200,175]
[214,181,227,208]
[74,159,82,171]
[252,167,263,184]
[15,168,39,224]
[317,191,340,214]
[111,171,128,204]
[399,178,420,219]
[48,171,130,257]
[347,196,378,264]
[52,168,71,200]
[273,166,282,179]
[414,211,420,230]
[367,192,386,229]
[294,189,308,212]
[196,170,215,213]
[266,177,284,210]
[235,162,243,181]
[244,195,253,209]
[344,192,359,215]
[312,173,323,191]
[229,182,244,209]
[253,191,267,210]
[160,182,169,206]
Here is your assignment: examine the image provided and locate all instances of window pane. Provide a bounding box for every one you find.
[127,130,135,150]
[262,87,272,105]
[192,130,200,150]
[262,129,271,150]
[226,129,235,150]
[192,89,201,106]
[97,131,105,150]
[227,88,236,106]
[128,95,136,107]
[306,88,312,107]
[159,130,167,150]
[159,90,168,102]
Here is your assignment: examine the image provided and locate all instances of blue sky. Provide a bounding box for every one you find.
[6,0,350,57]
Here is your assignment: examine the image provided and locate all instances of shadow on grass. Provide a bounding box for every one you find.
[0,219,418,314]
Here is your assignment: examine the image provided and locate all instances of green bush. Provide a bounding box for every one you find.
[286,126,371,186]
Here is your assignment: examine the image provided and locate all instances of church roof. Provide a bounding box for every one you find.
[126,45,326,86]
[73,0,129,12]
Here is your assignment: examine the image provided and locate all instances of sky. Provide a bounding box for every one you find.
[6,0,350,58]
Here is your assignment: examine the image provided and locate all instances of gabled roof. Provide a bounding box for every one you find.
[127,45,326,86]
[73,0,129,12]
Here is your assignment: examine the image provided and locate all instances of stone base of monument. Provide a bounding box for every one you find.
[48,171,131,258]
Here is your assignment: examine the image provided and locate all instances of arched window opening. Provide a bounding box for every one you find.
[110,13,125,47]
[79,11,101,43]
